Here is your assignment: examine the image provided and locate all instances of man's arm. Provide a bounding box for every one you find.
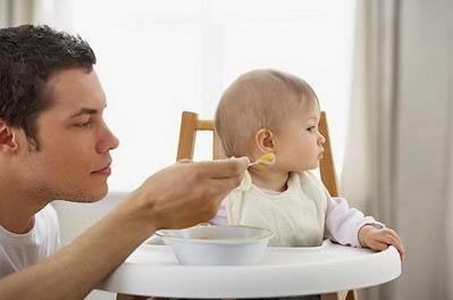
[0,199,156,300]
[0,157,248,300]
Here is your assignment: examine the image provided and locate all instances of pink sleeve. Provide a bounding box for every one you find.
[325,196,384,247]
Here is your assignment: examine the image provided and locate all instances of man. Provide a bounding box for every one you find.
[0,24,248,299]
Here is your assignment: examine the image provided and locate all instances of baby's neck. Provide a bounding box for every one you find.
[249,168,290,192]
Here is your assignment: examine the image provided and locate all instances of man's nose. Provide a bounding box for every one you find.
[97,124,119,153]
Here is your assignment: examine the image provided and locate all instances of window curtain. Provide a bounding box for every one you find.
[343,0,453,299]
[0,0,33,27]
[0,0,54,28]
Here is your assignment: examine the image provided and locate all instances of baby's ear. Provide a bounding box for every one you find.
[255,128,275,153]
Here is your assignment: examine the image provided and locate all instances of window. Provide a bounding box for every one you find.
[55,0,356,192]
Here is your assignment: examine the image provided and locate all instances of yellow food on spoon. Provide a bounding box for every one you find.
[248,152,276,167]
[257,152,275,163]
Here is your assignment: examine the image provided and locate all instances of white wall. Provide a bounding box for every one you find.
[54,0,356,193]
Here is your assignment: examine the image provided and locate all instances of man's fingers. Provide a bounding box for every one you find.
[209,176,245,201]
[197,157,250,179]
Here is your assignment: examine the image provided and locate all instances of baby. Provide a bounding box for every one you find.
[212,69,405,257]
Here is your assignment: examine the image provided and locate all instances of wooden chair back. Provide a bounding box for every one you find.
[176,110,339,197]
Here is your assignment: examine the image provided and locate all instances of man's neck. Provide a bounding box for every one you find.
[0,184,49,234]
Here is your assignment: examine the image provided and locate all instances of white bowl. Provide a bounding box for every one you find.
[156,225,273,265]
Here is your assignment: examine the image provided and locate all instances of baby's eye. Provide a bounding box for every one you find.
[307,126,316,132]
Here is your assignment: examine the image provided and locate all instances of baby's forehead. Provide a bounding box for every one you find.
[276,92,319,114]
[275,99,320,125]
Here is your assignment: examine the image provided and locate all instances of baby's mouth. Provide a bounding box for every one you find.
[318,150,324,159]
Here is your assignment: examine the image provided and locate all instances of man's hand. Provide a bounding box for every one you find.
[0,158,249,300]
[358,225,406,260]
[133,157,249,230]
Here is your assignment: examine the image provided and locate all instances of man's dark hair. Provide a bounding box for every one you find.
[0,24,96,147]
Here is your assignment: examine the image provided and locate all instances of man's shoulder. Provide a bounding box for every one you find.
[0,204,60,278]
[35,204,60,244]
[37,204,59,227]
[38,204,58,219]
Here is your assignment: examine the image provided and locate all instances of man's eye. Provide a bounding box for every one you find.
[75,120,92,128]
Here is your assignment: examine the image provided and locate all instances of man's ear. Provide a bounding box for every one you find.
[0,120,19,152]
[255,128,275,154]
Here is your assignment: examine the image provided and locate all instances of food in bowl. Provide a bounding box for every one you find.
[156,225,273,265]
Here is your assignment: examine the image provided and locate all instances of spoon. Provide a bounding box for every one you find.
[248,152,276,167]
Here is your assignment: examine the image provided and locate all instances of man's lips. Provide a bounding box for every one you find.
[91,164,112,176]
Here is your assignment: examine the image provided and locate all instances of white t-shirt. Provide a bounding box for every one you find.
[0,204,60,278]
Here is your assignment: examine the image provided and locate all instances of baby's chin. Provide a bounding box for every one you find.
[279,160,321,173]
[289,165,319,174]
[305,162,322,172]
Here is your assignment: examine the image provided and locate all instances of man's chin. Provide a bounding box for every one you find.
[64,186,109,203]
[86,188,109,203]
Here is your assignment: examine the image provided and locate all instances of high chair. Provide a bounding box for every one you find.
[116,111,358,300]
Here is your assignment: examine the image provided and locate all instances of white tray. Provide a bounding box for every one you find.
[97,240,401,298]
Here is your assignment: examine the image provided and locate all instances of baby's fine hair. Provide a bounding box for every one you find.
[215,69,318,158]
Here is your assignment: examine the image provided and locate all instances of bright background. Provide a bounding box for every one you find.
[54,0,356,192]
[5,1,453,299]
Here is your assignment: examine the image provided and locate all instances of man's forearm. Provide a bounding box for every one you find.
[0,158,248,300]
[0,192,157,300]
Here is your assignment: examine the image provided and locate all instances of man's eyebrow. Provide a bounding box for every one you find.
[70,108,98,118]
[70,103,107,118]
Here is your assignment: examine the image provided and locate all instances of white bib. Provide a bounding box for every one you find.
[226,171,327,247]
